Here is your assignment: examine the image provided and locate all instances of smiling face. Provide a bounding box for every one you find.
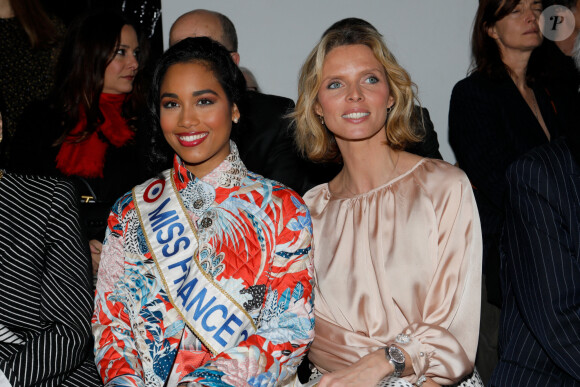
[160,61,239,177]
[103,25,140,94]
[315,44,394,144]
[489,0,543,56]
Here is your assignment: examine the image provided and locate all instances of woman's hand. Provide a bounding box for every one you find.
[89,239,103,275]
[422,378,441,387]
[318,350,393,387]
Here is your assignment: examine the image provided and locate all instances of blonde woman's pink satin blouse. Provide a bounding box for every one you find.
[303,158,482,385]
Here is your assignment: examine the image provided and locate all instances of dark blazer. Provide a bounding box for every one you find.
[489,138,580,386]
[406,105,442,160]
[530,39,580,135]
[233,91,309,193]
[449,71,560,306]
[0,173,102,386]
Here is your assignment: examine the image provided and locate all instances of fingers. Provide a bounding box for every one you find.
[89,239,103,275]
[89,239,103,254]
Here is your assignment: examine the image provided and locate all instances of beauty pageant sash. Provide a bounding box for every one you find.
[133,170,256,354]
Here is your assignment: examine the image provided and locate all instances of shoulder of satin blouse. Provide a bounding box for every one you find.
[301,159,471,213]
[302,182,330,217]
[410,158,473,209]
[414,158,471,190]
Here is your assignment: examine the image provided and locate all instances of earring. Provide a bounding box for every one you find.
[386,105,394,114]
[319,115,325,125]
[233,117,239,124]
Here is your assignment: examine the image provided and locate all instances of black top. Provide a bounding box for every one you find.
[530,39,580,136]
[232,91,309,193]
[449,70,561,306]
[7,101,141,241]
[0,16,64,164]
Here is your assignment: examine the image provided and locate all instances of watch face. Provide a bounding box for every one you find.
[389,346,405,364]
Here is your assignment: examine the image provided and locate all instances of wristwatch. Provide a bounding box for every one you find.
[384,345,405,377]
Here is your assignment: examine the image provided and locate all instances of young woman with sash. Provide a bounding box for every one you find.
[92,37,314,387]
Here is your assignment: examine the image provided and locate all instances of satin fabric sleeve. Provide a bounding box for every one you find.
[92,194,145,387]
[180,191,315,386]
[395,172,482,384]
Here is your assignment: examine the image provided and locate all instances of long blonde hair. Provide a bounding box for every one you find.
[292,20,421,162]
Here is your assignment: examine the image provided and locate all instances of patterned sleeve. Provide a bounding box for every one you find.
[92,194,145,387]
[182,191,315,386]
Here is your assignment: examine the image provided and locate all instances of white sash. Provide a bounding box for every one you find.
[133,170,256,354]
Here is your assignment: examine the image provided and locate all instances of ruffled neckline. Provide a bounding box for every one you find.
[173,140,248,191]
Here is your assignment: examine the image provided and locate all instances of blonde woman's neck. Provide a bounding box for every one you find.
[331,138,400,196]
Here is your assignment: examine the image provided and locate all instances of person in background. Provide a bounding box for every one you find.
[448,0,563,382]
[546,0,580,56]
[240,66,261,92]
[529,0,580,133]
[296,19,482,387]
[0,0,64,166]
[489,131,580,386]
[92,37,314,386]
[0,171,102,386]
[7,9,147,276]
[575,31,580,66]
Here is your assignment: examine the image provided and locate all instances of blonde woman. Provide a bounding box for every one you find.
[294,19,483,387]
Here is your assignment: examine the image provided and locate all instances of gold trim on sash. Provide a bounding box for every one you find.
[132,169,256,355]
[168,171,257,331]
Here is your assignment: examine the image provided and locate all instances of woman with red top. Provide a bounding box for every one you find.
[8,9,147,274]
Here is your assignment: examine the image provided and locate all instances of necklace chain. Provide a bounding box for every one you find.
[342,151,401,196]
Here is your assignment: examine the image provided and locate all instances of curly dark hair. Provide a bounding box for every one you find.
[146,36,247,174]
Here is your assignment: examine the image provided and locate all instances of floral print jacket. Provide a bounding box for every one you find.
[92,144,314,387]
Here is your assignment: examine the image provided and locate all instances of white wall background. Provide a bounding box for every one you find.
[161,1,479,163]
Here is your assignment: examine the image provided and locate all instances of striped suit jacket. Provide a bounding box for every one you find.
[490,138,580,386]
[0,173,102,386]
